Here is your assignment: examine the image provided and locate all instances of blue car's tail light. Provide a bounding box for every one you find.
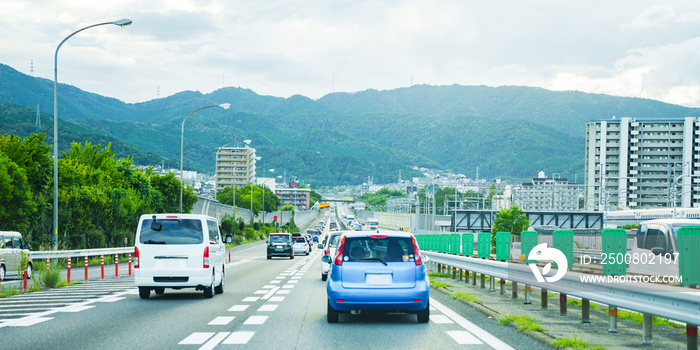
[334,236,346,266]
[411,236,423,266]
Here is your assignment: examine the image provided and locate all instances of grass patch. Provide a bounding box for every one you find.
[617,311,683,328]
[428,272,453,278]
[551,334,606,350]
[429,277,452,289]
[0,286,22,298]
[499,315,548,332]
[451,292,481,303]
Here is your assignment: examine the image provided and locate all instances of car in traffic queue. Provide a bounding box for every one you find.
[0,231,33,281]
[134,214,226,299]
[319,231,344,281]
[267,233,294,259]
[322,231,430,323]
[292,233,310,255]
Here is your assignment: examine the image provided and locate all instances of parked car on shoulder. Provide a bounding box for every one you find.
[0,231,32,281]
[323,231,430,323]
[267,233,294,260]
[134,214,225,299]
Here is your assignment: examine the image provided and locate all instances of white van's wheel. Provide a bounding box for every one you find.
[204,272,214,298]
[139,287,150,299]
[26,263,32,279]
[0,265,5,281]
[215,265,225,294]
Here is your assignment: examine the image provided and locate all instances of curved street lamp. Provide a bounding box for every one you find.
[53,19,132,250]
[180,103,231,212]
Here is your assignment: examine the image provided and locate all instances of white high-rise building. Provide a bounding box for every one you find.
[215,143,256,192]
[584,117,700,210]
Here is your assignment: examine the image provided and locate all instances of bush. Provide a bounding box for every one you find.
[232,235,243,245]
[42,267,62,288]
[244,228,256,240]
[253,222,260,230]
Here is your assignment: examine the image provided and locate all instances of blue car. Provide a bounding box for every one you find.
[323,231,430,323]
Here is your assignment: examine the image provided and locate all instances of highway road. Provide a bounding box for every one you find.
[0,239,549,349]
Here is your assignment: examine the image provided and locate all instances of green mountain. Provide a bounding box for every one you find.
[2,63,697,186]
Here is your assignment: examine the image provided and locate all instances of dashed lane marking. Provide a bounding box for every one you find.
[430,298,514,350]
[227,305,249,312]
[243,315,268,325]
[222,331,255,345]
[208,317,235,326]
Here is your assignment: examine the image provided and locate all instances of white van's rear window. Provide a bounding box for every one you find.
[139,219,204,245]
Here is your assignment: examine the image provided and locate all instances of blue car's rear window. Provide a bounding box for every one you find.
[345,236,413,263]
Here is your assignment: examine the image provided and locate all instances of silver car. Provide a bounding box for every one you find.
[0,231,32,280]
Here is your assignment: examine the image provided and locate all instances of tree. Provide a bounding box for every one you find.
[492,205,529,236]
[0,153,35,233]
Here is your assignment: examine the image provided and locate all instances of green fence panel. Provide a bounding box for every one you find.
[520,231,538,263]
[450,234,461,254]
[553,229,574,269]
[477,232,491,258]
[602,228,627,275]
[429,235,435,251]
[462,233,474,256]
[440,234,449,253]
[678,226,700,286]
[495,231,511,261]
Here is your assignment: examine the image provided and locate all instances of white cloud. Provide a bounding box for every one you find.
[4,0,700,106]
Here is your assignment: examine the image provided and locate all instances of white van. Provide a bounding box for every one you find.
[368,219,379,230]
[628,218,700,276]
[134,214,225,299]
[0,231,32,280]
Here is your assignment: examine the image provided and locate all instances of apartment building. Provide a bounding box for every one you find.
[584,117,700,210]
[275,187,311,211]
[215,143,256,192]
[511,172,580,211]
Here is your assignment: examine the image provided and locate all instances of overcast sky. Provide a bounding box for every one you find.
[4,0,700,107]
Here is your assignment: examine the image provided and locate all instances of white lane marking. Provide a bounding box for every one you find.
[447,331,483,345]
[254,290,268,295]
[179,332,214,345]
[228,305,249,312]
[208,316,235,325]
[269,280,281,284]
[242,297,259,302]
[287,280,298,284]
[291,276,302,280]
[198,332,230,350]
[60,305,95,313]
[243,315,268,325]
[261,287,280,300]
[269,296,285,302]
[430,314,454,324]
[430,298,514,350]
[98,297,125,303]
[222,331,255,344]
[258,304,278,312]
[282,284,295,289]
[262,285,276,289]
[276,290,290,295]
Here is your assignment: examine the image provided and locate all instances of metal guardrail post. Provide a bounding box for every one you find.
[642,313,653,345]
[512,281,518,299]
[500,279,505,295]
[524,285,532,304]
[480,273,485,288]
[541,288,548,308]
[609,306,618,333]
[489,276,496,292]
[581,299,590,323]
[687,325,698,350]
[560,294,567,316]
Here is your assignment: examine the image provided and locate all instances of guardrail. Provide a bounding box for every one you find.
[30,247,134,259]
[421,251,700,348]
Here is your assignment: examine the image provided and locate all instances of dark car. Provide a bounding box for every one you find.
[267,233,294,259]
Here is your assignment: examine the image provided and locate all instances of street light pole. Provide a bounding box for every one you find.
[53,19,132,250]
[180,103,231,213]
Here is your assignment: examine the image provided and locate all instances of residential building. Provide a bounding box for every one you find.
[215,143,256,192]
[511,172,580,211]
[584,117,700,210]
[275,186,311,211]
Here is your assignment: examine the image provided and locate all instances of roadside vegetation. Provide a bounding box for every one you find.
[499,314,548,332]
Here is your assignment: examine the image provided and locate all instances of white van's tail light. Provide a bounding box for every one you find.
[411,236,423,266]
[203,246,210,268]
[334,236,346,266]
[134,246,140,268]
